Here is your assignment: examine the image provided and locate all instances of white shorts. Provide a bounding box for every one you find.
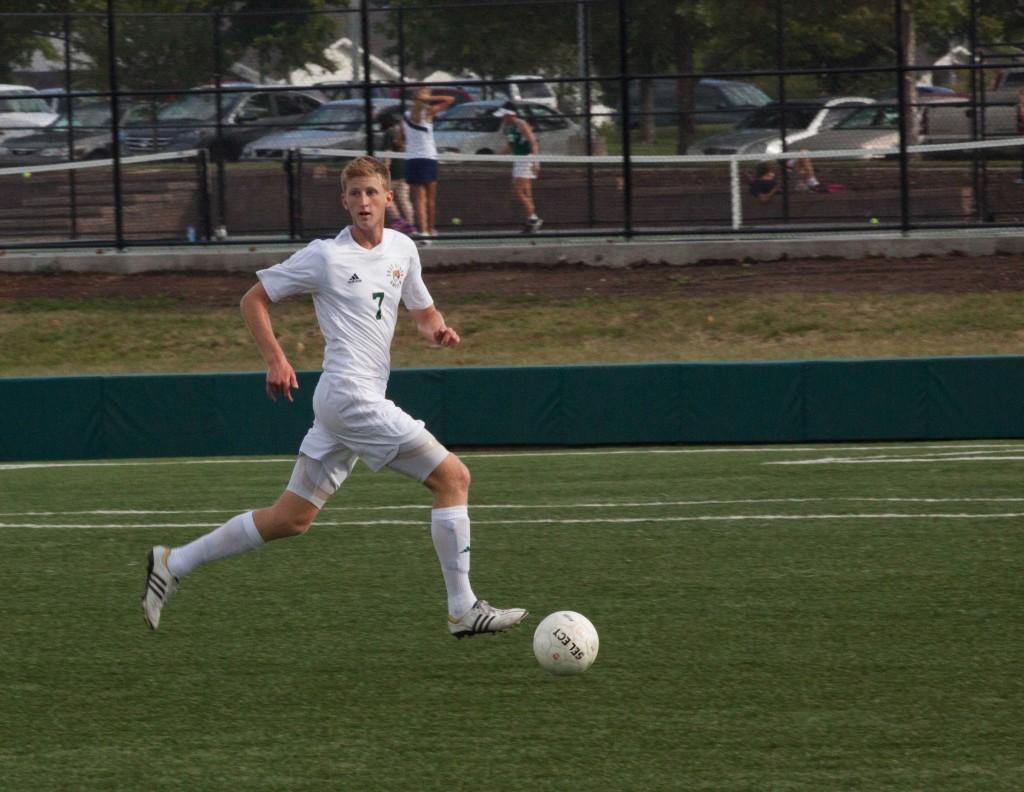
[287,373,449,507]
[512,158,537,180]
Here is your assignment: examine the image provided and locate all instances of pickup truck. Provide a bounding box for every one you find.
[922,68,1024,145]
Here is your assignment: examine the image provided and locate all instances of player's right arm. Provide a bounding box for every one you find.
[240,282,299,402]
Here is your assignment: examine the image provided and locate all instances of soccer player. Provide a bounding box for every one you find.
[141,155,527,639]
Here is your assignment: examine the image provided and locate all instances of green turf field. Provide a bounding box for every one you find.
[1,442,1020,790]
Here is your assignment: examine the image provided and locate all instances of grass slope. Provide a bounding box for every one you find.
[3,290,1024,376]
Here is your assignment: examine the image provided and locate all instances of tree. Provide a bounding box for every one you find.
[37,0,339,95]
[377,0,577,82]
[588,1,715,151]
[0,1,62,83]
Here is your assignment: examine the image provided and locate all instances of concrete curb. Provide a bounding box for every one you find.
[2,229,1023,273]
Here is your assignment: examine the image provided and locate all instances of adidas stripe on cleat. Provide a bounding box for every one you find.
[447,599,528,639]
[141,545,177,631]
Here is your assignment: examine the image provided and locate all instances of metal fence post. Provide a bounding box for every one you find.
[212,11,228,238]
[894,0,911,233]
[63,12,79,240]
[776,0,790,223]
[286,149,296,240]
[106,0,125,249]
[198,148,212,241]
[360,0,375,156]
[580,0,596,229]
[617,0,633,237]
[295,150,305,238]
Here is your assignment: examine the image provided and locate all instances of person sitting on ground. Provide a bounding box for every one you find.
[749,154,826,202]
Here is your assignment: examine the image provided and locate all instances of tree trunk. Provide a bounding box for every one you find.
[902,1,918,145]
[641,79,656,144]
[673,12,695,154]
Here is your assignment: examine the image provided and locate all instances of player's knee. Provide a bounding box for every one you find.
[428,455,470,498]
[279,511,314,537]
[444,456,471,495]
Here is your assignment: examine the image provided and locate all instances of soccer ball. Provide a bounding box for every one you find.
[533,611,599,675]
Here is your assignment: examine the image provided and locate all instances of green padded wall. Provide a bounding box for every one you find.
[1,357,1022,462]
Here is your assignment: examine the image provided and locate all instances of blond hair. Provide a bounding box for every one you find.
[340,156,391,191]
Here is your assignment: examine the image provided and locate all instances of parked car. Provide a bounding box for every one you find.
[491,75,559,110]
[0,101,137,164]
[120,83,323,160]
[789,103,902,156]
[0,84,59,145]
[628,78,772,126]
[432,99,585,154]
[388,85,475,105]
[313,80,394,101]
[687,97,875,155]
[240,98,400,160]
[916,69,1022,144]
[875,83,961,100]
[787,97,962,156]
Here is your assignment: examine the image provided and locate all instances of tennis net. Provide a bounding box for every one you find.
[0,149,207,246]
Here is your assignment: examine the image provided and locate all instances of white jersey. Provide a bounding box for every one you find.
[402,110,437,159]
[256,227,433,385]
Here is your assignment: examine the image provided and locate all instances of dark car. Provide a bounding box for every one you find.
[240,98,401,160]
[0,101,150,164]
[628,77,773,126]
[120,83,323,161]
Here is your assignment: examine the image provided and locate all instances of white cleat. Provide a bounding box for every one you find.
[448,599,528,639]
[141,545,177,630]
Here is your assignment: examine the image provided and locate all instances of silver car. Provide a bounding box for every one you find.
[240,98,401,160]
[433,99,585,155]
[687,97,874,156]
[791,97,963,157]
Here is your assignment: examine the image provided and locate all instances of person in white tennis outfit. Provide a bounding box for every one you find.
[142,155,527,640]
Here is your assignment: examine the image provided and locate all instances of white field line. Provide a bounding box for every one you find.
[4,512,1024,529]
[770,455,1024,465]
[5,495,1024,518]
[4,442,1024,472]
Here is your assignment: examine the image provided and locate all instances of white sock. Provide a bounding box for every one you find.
[430,505,477,617]
[167,511,264,578]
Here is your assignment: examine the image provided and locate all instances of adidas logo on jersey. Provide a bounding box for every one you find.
[348,273,362,284]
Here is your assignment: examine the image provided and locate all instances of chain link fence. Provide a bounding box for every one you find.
[1,0,1023,248]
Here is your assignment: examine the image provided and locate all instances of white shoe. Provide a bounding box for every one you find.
[447,599,528,639]
[141,545,177,630]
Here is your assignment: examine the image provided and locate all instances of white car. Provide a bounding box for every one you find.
[496,75,559,110]
[433,99,586,155]
[0,84,59,145]
[794,96,965,157]
[687,97,875,156]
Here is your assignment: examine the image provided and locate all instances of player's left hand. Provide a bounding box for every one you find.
[434,326,460,347]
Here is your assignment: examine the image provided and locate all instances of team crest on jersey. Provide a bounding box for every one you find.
[386,262,405,288]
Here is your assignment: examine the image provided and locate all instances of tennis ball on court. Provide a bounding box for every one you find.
[22,171,31,179]
[869,216,879,225]
[451,217,462,225]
